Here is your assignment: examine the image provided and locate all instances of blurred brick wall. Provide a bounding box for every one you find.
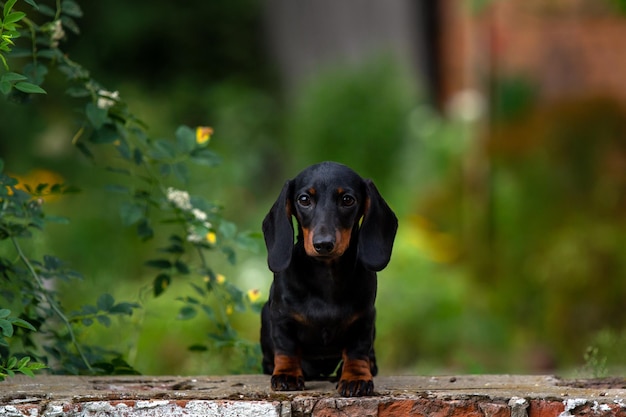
[440,0,626,106]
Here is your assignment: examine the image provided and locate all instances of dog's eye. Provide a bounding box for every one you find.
[297,194,312,207]
[341,194,355,207]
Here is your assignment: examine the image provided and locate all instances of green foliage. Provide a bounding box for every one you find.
[0,309,46,380]
[608,0,626,14]
[580,346,608,379]
[0,0,46,94]
[0,0,260,378]
[286,57,416,190]
[0,161,141,375]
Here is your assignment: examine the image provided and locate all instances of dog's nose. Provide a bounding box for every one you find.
[313,238,334,255]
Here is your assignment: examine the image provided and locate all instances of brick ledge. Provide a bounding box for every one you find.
[1,374,625,416]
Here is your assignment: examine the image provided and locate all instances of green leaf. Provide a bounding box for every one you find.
[159,163,171,177]
[222,246,237,265]
[0,72,27,82]
[148,139,177,160]
[66,86,90,98]
[3,0,17,17]
[43,255,63,271]
[61,0,83,17]
[133,148,143,165]
[177,306,197,320]
[22,62,48,85]
[175,125,196,153]
[23,0,39,9]
[91,124,119,144]
[172,162,189,184]
[0,309,9,319]
[110,302,139,315]
[86,102,108,129]
[35,183,48,193]
[0,80,11,95]
[177,296,199,305]
[115,138,132,160]
[17,357,31,369]
[119,201,144,226]
[145,259,172,269]
[235,232,261,252]
[0,319,14,337]
[201,305,216,320]
[190,148,221,167]
[75,142,94,160]
[80,305,98,315]
[27,362,46,371]
[97,293,115,311]
[136,218,153,241]
[188,344,208,352]
[153,273,171,297]
[96,315,111,327]
[219,221,237,239]
[11,318,36,332]
[6,356,17,369]
[60,15,80,35]
[0,54,8,71]
[36,3,55,16]
[104,184,130,194]
[174,260,190,274]
[4,11,26,24]
[14,82,46,94]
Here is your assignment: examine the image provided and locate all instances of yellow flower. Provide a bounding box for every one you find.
[12,169,65,202]
[225,305,234,315]
[247,289,261,303]
[196,126,213,145]
[206,231,217,245]
[216,274,226,284]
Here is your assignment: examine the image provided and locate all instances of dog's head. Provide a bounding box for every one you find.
[262,161,398,273]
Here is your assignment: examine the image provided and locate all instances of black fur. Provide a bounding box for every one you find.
[261,161,397,397]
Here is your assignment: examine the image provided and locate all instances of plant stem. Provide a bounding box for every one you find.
[10,236,94,372]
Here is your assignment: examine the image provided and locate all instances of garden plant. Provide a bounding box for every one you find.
[0,0,261,380]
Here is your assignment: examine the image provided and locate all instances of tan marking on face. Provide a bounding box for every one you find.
[302,227,316,257]
[333,228,352,257]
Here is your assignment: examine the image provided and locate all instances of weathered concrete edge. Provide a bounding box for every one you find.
[1,374,626,416]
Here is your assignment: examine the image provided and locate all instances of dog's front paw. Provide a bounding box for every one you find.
[337,377,374,397]
[271,373,305,391]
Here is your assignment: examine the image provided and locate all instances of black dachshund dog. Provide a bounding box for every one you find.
[261,161,398,397]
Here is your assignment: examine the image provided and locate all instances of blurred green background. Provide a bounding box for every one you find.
[2,0,626,377]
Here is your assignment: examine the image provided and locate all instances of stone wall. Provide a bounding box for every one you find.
[2,374,625,416]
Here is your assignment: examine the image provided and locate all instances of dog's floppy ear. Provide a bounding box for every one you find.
[262,180,294,273]
[358,179,398,271]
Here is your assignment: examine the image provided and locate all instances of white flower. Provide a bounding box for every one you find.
[192,208,207,221]
[50,20,65,47]
[186,232,204,243]
[97,90,120,110]
[166,187,192,211]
